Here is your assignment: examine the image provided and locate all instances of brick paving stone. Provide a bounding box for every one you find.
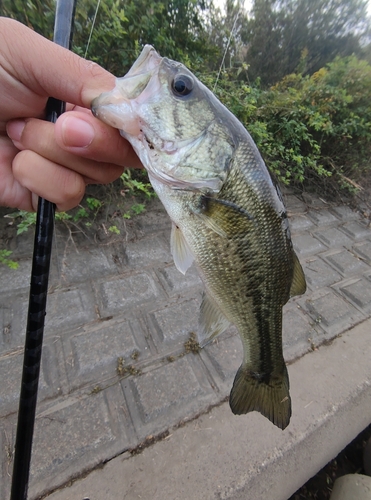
[303,256,342,290]
[0,259,31,293]
[156,264,202,296]
[284,195,307,213]
[323,249,371,277]
[97,272,163,317]
[0,340,63,418]
[52,247,115,285]
[45,285,98,332]
[0,291,76,353]
[148,299,201,350]
[313,227,353,248]
[11,228,35,257]
[340,221,371,240]
[0,422,12,500]
[199,331,241,395]
[3,193,371,499]
[293,233,327,256]
[353,241,371,264]
[282,304,319,360]
[0,293,29,353]
[0,300,19,352]
[122,355,217,439]
[300,193,329,209]
[336,277,371,314]
[133,199,170,236]
[64,318,149,391]
[125,235,172,268]
[329,205,360,221]
[302,289,364,337]
[26,384,133,500]
[307,209,339,226]
[289,215,315,233]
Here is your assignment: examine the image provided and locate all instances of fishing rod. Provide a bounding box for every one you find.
[10,1,77,498]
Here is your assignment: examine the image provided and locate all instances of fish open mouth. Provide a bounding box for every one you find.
[91,45,162,136]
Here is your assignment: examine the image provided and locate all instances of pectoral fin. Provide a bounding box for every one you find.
[289,252,306,297]
[170,222,194,274]
[198,292,231,347]
[192,196,254,238]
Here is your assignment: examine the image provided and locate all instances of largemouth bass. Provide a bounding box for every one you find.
[91,46,306,430]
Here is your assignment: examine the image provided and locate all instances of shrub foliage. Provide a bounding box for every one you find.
[209,56,371,194]
[1,0,371,196]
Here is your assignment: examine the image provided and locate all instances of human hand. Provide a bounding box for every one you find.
[0,17,141,212]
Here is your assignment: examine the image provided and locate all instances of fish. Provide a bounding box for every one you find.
[91,45,306,430]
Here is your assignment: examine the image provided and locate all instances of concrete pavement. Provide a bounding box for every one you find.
[1,192,371,499]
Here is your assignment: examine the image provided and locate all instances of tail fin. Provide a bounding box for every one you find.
[229,364,291,430]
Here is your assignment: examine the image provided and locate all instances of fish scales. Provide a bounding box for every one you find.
[91,45,306,430]
[161,148,294,429]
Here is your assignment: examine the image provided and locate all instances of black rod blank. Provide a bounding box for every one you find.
[10,1,76,498]
[10,195,56,500]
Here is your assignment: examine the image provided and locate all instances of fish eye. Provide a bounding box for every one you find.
[171,74,194,97]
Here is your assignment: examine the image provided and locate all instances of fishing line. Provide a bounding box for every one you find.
[84,0,101,58]
[213,12,240,92]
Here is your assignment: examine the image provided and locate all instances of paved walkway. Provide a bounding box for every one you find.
[1,192,371,499]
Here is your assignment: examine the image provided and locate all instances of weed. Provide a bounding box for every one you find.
[0,249,18,269]
[120,170,154,199]
[108,225,120,235]
[117,356,141,377]
[90,385,103,394]
[184,332,201,354]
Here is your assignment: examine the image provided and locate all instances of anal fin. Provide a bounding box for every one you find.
[198,292,230,347]
[290,251,306,297]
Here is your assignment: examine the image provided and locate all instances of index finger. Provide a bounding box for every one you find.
[0,18,115,108]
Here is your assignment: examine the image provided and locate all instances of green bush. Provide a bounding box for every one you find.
[1,0,370,197]
[211,55,371,194]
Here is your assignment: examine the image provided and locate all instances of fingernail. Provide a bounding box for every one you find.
[7,119,26,143]
[61,116,95,148]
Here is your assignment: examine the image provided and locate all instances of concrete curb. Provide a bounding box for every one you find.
[45,318,371,500]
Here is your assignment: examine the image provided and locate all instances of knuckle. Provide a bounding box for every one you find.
[58,172,85,208]
[24,119,55,153]
[12,150,30,179]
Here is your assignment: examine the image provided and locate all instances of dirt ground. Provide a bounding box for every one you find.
[290,424,371,499]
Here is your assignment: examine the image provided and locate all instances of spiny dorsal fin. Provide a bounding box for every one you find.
[290,251,306,297]
[170,222,194,275]
[198,292,231,347]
